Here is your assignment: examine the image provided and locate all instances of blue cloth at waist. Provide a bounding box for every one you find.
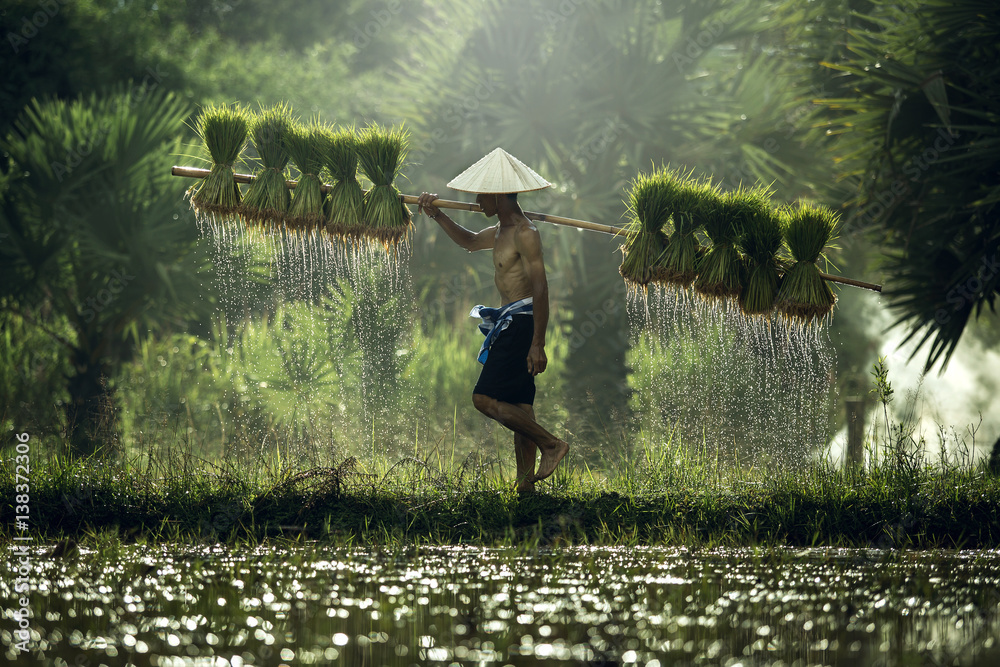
[470,297,533,364]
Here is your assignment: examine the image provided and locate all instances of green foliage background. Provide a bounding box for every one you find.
[1,0,997,470]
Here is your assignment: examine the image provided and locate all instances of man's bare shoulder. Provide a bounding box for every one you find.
[512,217,544,261]
[513,217,540,239]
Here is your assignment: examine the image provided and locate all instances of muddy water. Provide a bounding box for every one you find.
[4,545,999,666]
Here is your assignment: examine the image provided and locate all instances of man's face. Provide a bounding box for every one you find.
[477,193,499,218]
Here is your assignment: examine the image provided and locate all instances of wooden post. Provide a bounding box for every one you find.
[845,396,866,466]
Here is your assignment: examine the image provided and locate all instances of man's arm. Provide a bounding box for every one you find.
[516,221,549,376]
[417,192,495,252]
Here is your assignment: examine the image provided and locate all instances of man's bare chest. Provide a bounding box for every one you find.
[492,230,521,274]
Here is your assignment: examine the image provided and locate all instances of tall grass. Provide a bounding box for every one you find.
[4,378,997,548]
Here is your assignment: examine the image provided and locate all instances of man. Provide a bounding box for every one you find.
[417,148,569,493]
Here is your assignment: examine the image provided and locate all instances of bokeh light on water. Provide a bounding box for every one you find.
[4,545,999,665]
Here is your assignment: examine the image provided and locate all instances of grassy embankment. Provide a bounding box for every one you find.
[3,428,998,549]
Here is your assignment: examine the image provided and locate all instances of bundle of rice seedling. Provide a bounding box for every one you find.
[687,179,725,266]
[322,126,365,242]
[238,103,295,228]
[189,103,249,222]
[619,170,672,288]
[775,202,839,323]
[286,121,333,233]
[619,224,669,289]
[655,169,706,287]
[738,205,785,316]
[693,185,762,300]
[356,124,412,247]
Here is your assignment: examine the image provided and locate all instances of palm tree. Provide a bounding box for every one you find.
[0,84,210,456]
[810,0,1000,370]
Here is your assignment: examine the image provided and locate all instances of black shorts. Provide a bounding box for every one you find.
[473,314,536,405]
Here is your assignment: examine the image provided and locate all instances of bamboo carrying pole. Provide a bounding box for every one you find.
[172,165,883,293]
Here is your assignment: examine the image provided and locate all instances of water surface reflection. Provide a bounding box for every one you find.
[4,545,999,665]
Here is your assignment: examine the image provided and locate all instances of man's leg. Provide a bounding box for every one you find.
[514,404,538,493]
[473,394,569,482]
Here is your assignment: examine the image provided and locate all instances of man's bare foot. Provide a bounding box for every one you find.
[515,473,536,495]
[533,440,569,482]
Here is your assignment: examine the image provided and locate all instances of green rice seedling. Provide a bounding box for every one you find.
[189,103,249,222]
[238,103,295,228]
[688,178,727,230]
[693,185,760,300]
[776,202,839,323]
[619,223,668,290]
[656,169,706,287]
[738,205,785,316]
[620,170,672,288]
[322,125,365,242]
[286,121,333,233]
[356,124,412,248]
[630,169,675,236]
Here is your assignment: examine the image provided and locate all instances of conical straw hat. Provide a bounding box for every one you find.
[447,147,552,194]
